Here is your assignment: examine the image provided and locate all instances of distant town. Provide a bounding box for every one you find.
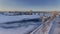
[0,10,60,16]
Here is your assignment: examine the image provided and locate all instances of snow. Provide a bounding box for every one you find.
[0,25,39,34]
[0,12,52,34]
[0,13,41,34]
[0,15,40,23]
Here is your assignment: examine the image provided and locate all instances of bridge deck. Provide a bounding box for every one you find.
[30,14,57,34]
[49,16,60,34]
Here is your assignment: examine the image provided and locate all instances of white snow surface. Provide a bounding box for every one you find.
[0,13,52,34]
[0,15,40,23]
[0,15,40,34]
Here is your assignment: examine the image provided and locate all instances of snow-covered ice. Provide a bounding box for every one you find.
[0,12,52,34]
[0,13,42,34]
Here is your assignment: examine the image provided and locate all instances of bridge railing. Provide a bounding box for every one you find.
[30,12,57,34]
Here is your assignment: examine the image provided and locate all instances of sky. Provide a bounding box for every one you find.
[0,0,60,11]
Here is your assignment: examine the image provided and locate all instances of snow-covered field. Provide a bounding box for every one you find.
[0,12,42,34]
[0,12,53,34]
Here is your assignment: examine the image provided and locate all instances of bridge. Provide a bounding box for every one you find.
[30,11,60,34]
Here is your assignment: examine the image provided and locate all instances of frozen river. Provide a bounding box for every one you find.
[0,13,42,34]
[0,12,59,34]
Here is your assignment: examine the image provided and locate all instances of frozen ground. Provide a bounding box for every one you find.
[0,15,40,23]
[0,12,53,34]
[0,13,42,34]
